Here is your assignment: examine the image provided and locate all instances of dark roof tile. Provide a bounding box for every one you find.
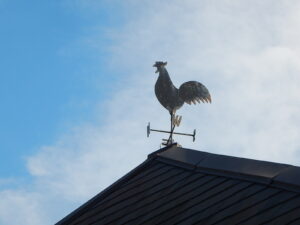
[56,145,300,225]
[197,153,289,179]
[273,166,300,186]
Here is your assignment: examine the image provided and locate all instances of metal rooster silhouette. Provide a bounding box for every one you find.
[148,61,211,146]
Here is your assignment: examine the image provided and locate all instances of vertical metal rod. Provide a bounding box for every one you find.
[170,113,173,143]
[167,113,176,145]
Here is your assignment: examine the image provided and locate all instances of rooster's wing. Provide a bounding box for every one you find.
[179,81,211,105]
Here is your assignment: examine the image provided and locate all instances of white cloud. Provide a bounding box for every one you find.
[0,190,46,225]
[105,0,300,162]
[2,1,300,224]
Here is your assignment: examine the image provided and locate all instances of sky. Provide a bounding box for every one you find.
[1,0,300,224]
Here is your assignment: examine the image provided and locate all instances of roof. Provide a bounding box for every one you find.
[56,144,300,225]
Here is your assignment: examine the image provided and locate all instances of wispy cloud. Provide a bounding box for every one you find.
[0,190,46,225]
[1,1,300,224]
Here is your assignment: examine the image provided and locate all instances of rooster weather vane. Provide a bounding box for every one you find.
[147,61,211,146]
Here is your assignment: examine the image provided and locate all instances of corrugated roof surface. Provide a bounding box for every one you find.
[56,144,300,225]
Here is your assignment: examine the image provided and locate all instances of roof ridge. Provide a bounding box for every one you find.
[153,146,300,193]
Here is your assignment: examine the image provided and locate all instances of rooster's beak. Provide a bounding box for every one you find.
[153,64,158,73]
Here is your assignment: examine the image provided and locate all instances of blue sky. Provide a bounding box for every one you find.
[0,0,123,178]
[1,1,300,224]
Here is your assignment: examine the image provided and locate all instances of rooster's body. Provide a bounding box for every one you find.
[153,61,211,115]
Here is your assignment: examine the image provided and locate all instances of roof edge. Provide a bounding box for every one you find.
[55,157,155,225]
[56,144,179,225]
[147,143,180,159]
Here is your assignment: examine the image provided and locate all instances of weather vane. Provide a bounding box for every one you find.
[147,61,211,146]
